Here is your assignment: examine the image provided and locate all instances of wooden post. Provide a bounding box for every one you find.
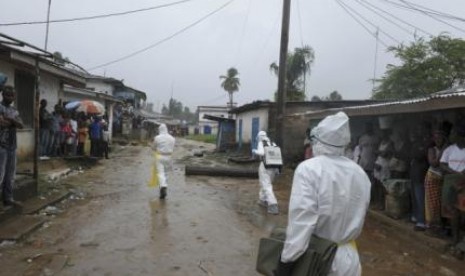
[276,0,291,148]
[33,58,40,180]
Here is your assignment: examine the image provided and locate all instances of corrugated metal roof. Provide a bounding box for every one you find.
[203,114,235,122]
[230,100,386,114]
[229,101,272,114]
[289,87,465,119]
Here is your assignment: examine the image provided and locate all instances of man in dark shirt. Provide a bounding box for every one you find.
[0,85,23,208]
[89,117,103,157]
[409,124,431,231]
[39,99,53,156]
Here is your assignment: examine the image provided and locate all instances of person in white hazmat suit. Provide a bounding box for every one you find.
[252,131,280,215]
[153,124,175,199]
[275,112,371,276]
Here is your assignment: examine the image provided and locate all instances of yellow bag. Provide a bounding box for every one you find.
[148,152,159,188]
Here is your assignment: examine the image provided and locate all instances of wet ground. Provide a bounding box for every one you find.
[0,138,464,275]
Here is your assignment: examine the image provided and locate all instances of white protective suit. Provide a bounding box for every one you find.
[281,112,371,276]
[252,131,279,205]
[154,124,175,188]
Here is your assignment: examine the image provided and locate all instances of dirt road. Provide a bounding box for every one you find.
[0,138,464,275]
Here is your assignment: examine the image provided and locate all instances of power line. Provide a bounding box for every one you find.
[251,4,281,68]
[398,0,465,34]
[0,0,198,26]
[399,0,465,23]
[353,0,413,36]
[234,0,252,68]
[87,0,235,71]
[198,94,228,105]
[296,0,305,47]
[359,0,432,36]
[334,0,389,47]
[337,0,401,44]
[377,0,465,34]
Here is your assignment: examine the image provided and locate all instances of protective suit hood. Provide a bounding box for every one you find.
[311,112,350,157]
[256,131,270,143]
[253,130,272,157]
[159,124,168,135]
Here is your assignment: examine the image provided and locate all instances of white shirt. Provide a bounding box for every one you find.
[374,156,391,181]
[440,144,465,172]
[102,130,110,142]
[358,134,379,171]
[70,119,78,133]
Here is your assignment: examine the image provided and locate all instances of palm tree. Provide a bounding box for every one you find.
[294,45,314,95]
[220,67,240,112]
[270,45,315,101]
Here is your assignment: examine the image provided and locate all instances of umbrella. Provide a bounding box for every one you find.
[65,100,105,115]
[64,101,80,109]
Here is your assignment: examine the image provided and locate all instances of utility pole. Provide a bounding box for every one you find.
[276,0,291,148]
[44,0,52,51]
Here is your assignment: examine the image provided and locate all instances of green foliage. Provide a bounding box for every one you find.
[310,95,322,101]
[220,67,240,108]
[185,134,216,144]
[161,98,196,123]
[161,105,168,114]
[326,90,343,101]
[53,51,69,65]
[220,67,240,94]
[310,91,343,101]
[270,45,315,101]
[168,98,183,116]
[374,34,465,99]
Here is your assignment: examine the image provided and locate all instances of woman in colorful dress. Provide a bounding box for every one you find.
[424,130,448,235]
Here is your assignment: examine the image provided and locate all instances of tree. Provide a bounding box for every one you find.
[270,45,315,101]
[161,99,196,123]
[310,95,322,101]
[180,106,196,123]
[326,90,343,101]
[168,98,183,116]
[219,67,240,111]
[161,98,182,116]
[161,104,168,115]
[53,51,70,65]
[374,34,465,99]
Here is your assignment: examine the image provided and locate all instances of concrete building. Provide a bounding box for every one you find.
[197,105,231,135]
[230,100,382,159]
[0,34,86,161]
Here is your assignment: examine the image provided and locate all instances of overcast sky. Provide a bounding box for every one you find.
[2,0,465,111]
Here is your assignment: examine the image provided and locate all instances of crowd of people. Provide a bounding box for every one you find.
[39,99,110,159]
[348,119,465,237]
[264,114,465,274]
